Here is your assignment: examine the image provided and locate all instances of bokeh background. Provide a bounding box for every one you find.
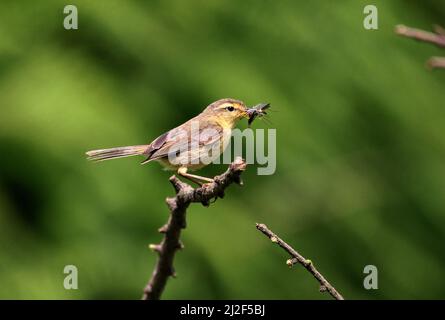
[1,0,445,299]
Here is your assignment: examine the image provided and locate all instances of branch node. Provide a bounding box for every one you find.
[231,157,247,172]
[148,243,162,253]
[170,267,177,278]
[166,197,177,212]
[176,241,185,250]
[158,224,168,234]
[169,175,187,193]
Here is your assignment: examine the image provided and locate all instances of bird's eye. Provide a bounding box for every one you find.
[226,106,235,112]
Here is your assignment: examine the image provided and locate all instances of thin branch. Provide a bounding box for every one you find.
[142,157,247,300]
[427,56,445,69]
[255,223,344,300]
[395,24,445,70]
[395,24,445,48]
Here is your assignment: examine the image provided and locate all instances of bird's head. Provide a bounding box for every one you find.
[202,98,249,128]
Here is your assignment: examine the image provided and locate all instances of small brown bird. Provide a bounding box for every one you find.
[86,98,268,185]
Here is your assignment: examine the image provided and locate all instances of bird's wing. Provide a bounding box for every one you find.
[143,119,223,163]
[141,126,183,164]
[144,131,170,156]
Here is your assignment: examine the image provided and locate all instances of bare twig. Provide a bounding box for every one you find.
[395,24,445,69]
[255,223,344,300]
[142,157,247,300]
[395,24,445,48]
[427,56,445,69]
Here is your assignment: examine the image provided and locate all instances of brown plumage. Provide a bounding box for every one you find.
[86,98,265,185]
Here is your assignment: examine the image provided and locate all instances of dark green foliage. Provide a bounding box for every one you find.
[0,0,444,299]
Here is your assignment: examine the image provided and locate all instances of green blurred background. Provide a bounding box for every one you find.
[1,0,445,299]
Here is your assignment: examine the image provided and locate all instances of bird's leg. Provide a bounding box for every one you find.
[177,167,214,186]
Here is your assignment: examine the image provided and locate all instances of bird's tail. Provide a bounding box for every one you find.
[86,145,148,162]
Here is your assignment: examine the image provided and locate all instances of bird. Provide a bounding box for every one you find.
[86,98,269,185]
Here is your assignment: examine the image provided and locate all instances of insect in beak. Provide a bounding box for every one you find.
[247,103,271,126]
